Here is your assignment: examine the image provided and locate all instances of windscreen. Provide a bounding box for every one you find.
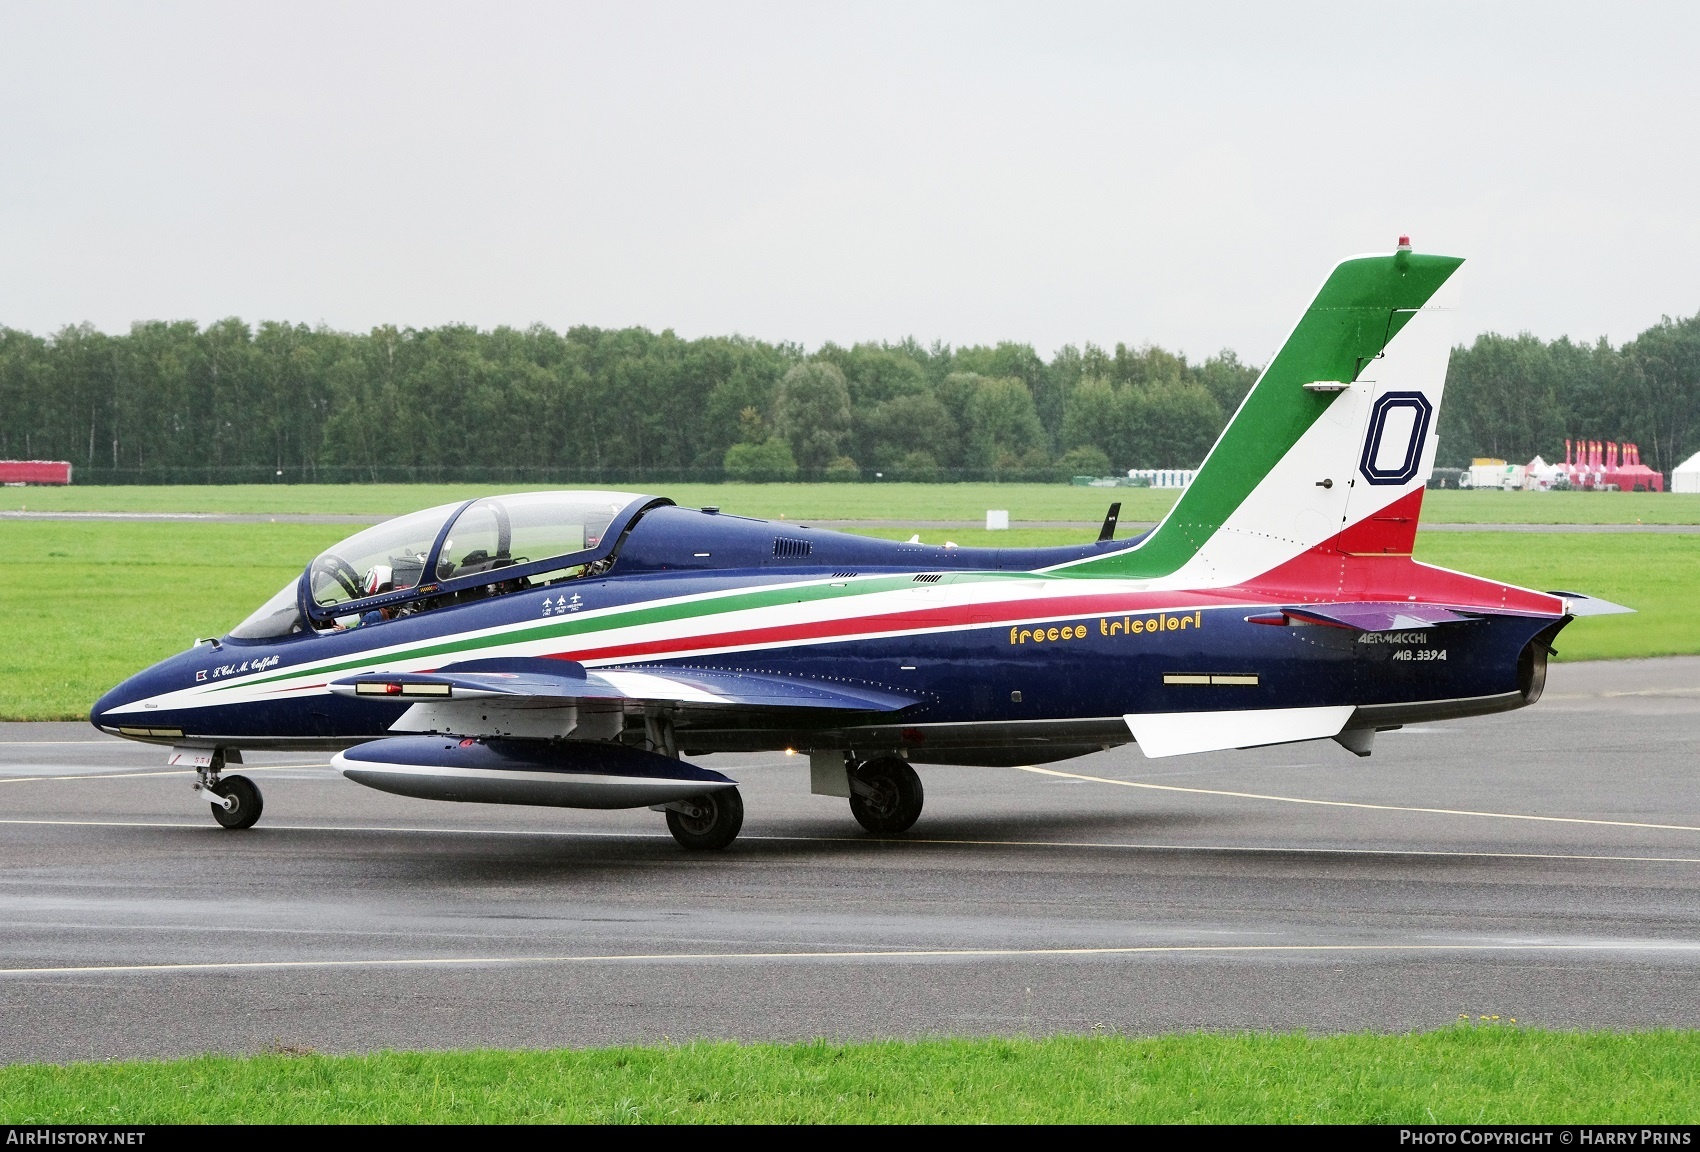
[228,579,304,640]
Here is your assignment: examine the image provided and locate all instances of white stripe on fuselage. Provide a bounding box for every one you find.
[105,575,1256,715]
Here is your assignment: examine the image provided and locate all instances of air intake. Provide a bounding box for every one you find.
[772,537,813,559]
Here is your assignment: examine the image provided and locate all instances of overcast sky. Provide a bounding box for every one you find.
[2,2,1696,363]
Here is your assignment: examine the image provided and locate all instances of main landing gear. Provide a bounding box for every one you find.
[662,787,744,850]
[848,756,924,834]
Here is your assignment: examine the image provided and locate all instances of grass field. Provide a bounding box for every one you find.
[6,482,1179,522]
[1412,533,1700,663]
[10,483,1700,524]
[1,522,346,721]
[3,1029,1697,1123]
[1421,489,1700,525]
[1,519,1688,720]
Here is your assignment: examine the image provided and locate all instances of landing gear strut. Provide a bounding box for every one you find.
[186,749,264,830]
[664,786,744,850]
[849,756,924,834]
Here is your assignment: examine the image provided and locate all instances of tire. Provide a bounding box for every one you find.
[849,756,923,834]
[665,787,743,850]
[210,774,263,830]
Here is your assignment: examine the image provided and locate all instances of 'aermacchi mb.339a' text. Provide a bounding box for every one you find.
[92,241,1626,849]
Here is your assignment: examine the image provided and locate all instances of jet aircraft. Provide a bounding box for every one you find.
[92,241,1627,849]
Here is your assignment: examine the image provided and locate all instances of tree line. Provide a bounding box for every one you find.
[0,321,1257,484]
[1439,316,1700,474]
[0,310,1695,484]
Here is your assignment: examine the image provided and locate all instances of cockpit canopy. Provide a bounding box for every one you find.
[228,491,651,640]
[306,500,462,611]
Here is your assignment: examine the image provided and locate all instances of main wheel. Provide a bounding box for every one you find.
[665,787,743,850]
[210,774,264,830]
[849,756,923,834]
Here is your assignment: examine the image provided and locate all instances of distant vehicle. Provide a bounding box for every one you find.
[1458,458,1527,491]
[0,460,72,485]
[91,241,1628,850]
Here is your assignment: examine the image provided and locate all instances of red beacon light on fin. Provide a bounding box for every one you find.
[1396,235,1412,251]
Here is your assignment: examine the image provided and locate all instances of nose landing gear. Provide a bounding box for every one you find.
[207,774,264,830]
[176,747,265,830]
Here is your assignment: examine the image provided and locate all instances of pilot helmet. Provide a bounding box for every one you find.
[363,564,395,596]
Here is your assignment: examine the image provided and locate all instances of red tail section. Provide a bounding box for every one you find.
[1235,486,1564,615]
[1335,488,1425,556]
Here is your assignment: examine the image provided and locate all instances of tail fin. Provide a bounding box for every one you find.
[1058,244,1464,583]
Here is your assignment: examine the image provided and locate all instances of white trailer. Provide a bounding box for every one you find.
[1460,458,1527,491]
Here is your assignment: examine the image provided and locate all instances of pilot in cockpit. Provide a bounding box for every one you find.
[356,564,400,627]
[295,493,633,633]
[353,555,427,625]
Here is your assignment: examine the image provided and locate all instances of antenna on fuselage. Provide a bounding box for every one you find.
[1097,502,1121,542]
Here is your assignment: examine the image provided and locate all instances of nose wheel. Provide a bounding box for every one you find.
[849,756,924,834]
[206,774,264,830]
[180,747,264,830]
[664,786,743,850]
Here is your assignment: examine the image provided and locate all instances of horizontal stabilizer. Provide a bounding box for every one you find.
[1280,602,1480,632]
[1125,705,1356,758]
[330,658,916,713]
[1549,591,1636,617]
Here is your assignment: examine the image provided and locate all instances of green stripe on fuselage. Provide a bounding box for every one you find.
[1059,252,1463,580]
[218,570,1037,694]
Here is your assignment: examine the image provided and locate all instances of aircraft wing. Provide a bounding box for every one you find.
[327,657,917,713]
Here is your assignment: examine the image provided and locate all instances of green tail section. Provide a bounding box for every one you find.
[1059,250,1464,579]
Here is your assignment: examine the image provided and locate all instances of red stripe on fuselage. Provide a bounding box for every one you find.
[337,499,1564,675]
[545,589,1250,665]
[545,519,1563,664]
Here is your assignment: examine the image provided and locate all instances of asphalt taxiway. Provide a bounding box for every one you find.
[3,657,1699,1062]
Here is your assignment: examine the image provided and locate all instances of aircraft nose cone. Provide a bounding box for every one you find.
[89,678,136,733]
[90,658,175,734]
[91,645,215,737]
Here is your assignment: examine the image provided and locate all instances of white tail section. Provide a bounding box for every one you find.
[1156,268,1461,588]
